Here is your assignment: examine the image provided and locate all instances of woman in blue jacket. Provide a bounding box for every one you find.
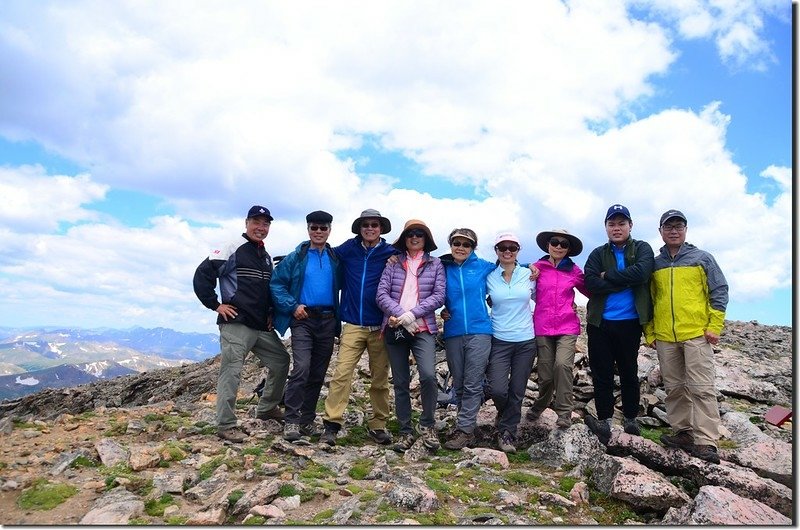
[440,228,496,450]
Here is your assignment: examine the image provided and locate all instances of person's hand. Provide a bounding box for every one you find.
[293,304,308,319]
[441,308,451,321]
[704,330,720,345]
[646,340,656,349]
[398,311,416,327]
[403,322,419,335]
[388,315,400,328]
[216,303,238,321]
[387,254,400,265]
[528,264,540,281]
[266,315,274,331]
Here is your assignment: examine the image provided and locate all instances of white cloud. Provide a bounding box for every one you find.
[635,0,787,69]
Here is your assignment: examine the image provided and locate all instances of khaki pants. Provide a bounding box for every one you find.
[532,335,577,417]
[656,336,720,447]
[217,323,290,431]
[323,323,390,430]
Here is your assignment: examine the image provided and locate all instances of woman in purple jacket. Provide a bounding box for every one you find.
[376,219,446,453]
[527,229,590,429]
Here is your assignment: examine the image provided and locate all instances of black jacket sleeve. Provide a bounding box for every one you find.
[193,258,223,311]
[603,240,654,287]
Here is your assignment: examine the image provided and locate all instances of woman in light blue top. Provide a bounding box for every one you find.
[485,232,537,453]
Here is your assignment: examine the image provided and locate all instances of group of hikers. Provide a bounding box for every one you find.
[193,203,728,464]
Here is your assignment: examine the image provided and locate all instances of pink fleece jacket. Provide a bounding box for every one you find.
[533,257,590,336]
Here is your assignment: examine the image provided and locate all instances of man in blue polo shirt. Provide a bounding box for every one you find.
[583,204,654,445]
[271,210,341,442]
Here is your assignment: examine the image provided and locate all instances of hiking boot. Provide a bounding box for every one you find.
[691,444,720,464]
[585,415,611,445]
[498,431,516,453]
[660,431,695,452]
[526,407,543,422]
[217,426,248,443]
[623,417,640,436]
[392,433,416,453]
[556,413,571,429]
[319,428,337,447]
[299,424,321,437]
[255,407,284,421]
[283,423,302,442]
[418,425,441,450]
[368,429,392,445]
[444,429,475,450]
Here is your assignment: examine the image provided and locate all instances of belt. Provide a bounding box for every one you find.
[305,306,335,319]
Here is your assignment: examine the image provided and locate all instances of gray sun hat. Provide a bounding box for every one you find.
[536,229,583,257]
[351,208,391,234]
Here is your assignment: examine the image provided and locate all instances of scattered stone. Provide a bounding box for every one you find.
[49,448,95,476]
[569,481,590,505]
[589,455,690,512]
[128,444,161,471]
[94,438,129,467]
[185,507,226,525]
[249,504,285,519]
[463,447,509,469]
[539,491,576,508]
[79,486,144,524]
[662,485,791,525]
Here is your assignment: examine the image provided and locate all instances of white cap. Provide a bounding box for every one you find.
[494,232,520,246]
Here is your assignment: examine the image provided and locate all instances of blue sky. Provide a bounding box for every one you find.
[0,1,792,333]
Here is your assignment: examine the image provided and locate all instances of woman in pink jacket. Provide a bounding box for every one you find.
[526,229,590,428]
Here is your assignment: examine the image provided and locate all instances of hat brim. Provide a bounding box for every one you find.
[351,216,391,235]
[536,231,583,257]
[392,223,438,252]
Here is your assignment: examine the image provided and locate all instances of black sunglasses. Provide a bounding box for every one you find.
[361,221,381,229]
[405,229,426,238]
[549,238,570,249]
[451,241,473,248]
[309,225,329,232]
[496,244,519,253]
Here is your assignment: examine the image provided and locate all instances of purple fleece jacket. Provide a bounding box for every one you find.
[375,252,446,333]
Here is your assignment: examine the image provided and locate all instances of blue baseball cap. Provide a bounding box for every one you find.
[247,205,273,221]
[605,204,631,221]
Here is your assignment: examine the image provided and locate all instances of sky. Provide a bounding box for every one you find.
[0,0,793,334]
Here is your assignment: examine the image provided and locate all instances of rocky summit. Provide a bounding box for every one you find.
[0,314,792,525]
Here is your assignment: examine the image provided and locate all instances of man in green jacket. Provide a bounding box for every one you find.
[644,209,728,464]
[583,204,654,444]
[271,210,341,443]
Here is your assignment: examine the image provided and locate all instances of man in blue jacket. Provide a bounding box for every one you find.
[321,209,396,446]
[193,205,290,443]
[271,210,341,443]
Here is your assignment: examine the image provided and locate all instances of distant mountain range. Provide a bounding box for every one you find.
[0,327,220,400]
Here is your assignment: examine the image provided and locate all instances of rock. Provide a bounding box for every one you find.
[725,438,792,487]
[527,424,604,468]
[385,475,439,512]
[589,455,690,512]
[272,495,301,511]
[185,507,226,525]
[49,449,95,476]
[331,497,359,524]
[662,485,791,525]
[249,504,285,519]
[569,481,589,504]
[463,447,509,469]
[184,469,231,503]
[162,505,180,518]
[79,486,144,524]
[94,438,129,467]
[128,444,161,471]
[0,416,13,435]
[497,488,523,506]
[539,491,576,508]
[152,470,195,495]
[231,478,282,515]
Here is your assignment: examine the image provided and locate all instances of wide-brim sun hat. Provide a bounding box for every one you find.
[536,229,583,257]
[392,219,438,252]
[351,208,391,234]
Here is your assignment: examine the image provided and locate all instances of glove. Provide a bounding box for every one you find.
[403,322,420,335]
[398,311,416,327]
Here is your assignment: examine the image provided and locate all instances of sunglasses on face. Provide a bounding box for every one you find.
[361,221,381,229]
[405,229,426,238]
[549,238,570,249]
[309,225,329,232]
[451,241,473,248]
[496,245,519,253]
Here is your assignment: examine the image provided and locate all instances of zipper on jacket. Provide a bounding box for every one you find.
[459,264,468,333]
[669,260,678,342]
[359,245,376,325]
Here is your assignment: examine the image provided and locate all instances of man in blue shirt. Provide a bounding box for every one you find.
[583,204,654,444]
[271,210,341,442]
[321,209,396,446]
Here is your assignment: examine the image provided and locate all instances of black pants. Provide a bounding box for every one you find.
[283,316,337,425]
[586,318,642,420]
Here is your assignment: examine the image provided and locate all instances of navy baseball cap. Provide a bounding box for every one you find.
[605,204,631,221]
[247,205,273,221]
